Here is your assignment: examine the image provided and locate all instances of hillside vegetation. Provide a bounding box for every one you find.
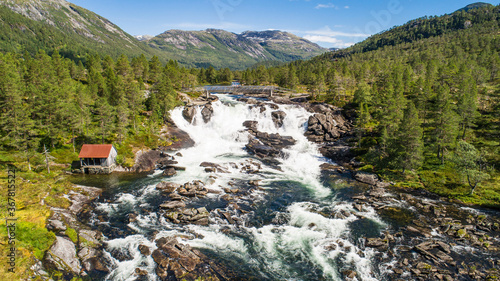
[0,0,326,69]
[238,4,500,206]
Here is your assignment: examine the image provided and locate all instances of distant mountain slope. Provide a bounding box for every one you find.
[146,29,327,69]
[0,0,327,69]
[456,2,494,12]
[321,3,499,60]
[0,0,164,60]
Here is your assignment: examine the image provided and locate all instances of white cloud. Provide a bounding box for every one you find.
[303,35,354,48]
[315,3,336,9]
[344,6,349,9]
[306,26,369,38]
[165,22,251,31]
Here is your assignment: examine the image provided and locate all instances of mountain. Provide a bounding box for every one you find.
[0,0,327,69]
[321,3,499,60]
[0,0,164,61]
[145,29,327,69]
[456,2,494,12]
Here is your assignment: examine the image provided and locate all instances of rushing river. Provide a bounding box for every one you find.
[73,95,393,280]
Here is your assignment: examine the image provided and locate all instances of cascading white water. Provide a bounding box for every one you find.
[97,95,384,281]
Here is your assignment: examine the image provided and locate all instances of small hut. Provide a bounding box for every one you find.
[78,144,117,174]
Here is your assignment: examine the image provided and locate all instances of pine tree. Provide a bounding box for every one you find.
[456,77,478,139]
[393,101,424,172]
[451,140,490,195]
[433,86,459,164]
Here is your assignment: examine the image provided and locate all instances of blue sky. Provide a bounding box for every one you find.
[68,0,499,48]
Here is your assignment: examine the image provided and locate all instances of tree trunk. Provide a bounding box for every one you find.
[44,144,50,173]
[101,120,104,144]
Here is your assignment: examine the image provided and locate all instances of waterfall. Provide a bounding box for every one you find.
[95,95,383,281]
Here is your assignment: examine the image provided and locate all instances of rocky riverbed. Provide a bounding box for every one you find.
[52,93,499,280]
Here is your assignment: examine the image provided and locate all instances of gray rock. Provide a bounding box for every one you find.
[138,245,151,256]
[163,167,177,177]
[201,103,214,123]
[182,106,197,123]
[160,201,186,209]
[354,172,380,186]
[271,111,287,128]
[156,181,181,193]
[45,236,81,275]
[47,219,66,231]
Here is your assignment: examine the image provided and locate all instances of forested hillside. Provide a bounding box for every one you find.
[0,2,164,62]
[146,29,327,70]
[238,4,500,205]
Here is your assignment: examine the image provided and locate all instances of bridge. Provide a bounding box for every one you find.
[202,85,291,97]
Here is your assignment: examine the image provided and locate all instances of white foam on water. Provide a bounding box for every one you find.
[104,235,158,281]
[103,95,383,280]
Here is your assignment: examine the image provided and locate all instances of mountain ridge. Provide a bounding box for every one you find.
[145,28,327,69]
[0,0,327,69]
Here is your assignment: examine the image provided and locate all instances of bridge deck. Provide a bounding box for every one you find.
[203,86,289,94]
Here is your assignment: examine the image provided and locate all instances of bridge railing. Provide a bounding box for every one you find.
[202,85,292,94]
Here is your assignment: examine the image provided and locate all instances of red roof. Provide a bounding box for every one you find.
[78,144,114,158]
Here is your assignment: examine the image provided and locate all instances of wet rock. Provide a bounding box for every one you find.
[156,182,180,193]
[169,193,183,201]
[243,120,258,132]
[160,201,186,209]
[365,238,388,250]
[343,270,357,279]
[138,245,151,256]
[220,211,235,224]
[249,180,260,186]
[201,103,214,123]
[164,207,210,225]
[163,167,177,177]
[135,268,148,276]
[156,158,178,170]
[152,236,232,280]
[182,106,197,123]
[271,110,287,128]
[200,162,229,173]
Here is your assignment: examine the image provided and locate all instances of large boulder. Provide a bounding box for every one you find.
[201,103,214,123]
[163,167,177,177]
[44,236,82,277]
[156,182,181,193]
[182,106,197,123]
[354,172,380,186]
[271,111,287,128]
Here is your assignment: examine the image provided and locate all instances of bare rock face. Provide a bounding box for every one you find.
[44,236,82,278]
[156,182,181,193]
[271,110,286,128]
[201,103,214,123]
[163,167,177,177]
[152,236,233,280]
[182,106,197,123]
[304,103,351,143]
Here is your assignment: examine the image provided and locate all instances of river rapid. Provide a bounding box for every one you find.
[72,94,500,281]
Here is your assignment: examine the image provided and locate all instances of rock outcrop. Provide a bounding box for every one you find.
[243,120,296,159]
[201,103,214,123]
[152,236,233,280]
[182,106,197,123]
[271,110,286,128]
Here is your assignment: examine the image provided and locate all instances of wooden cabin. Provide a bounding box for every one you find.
[78,144,117,174]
